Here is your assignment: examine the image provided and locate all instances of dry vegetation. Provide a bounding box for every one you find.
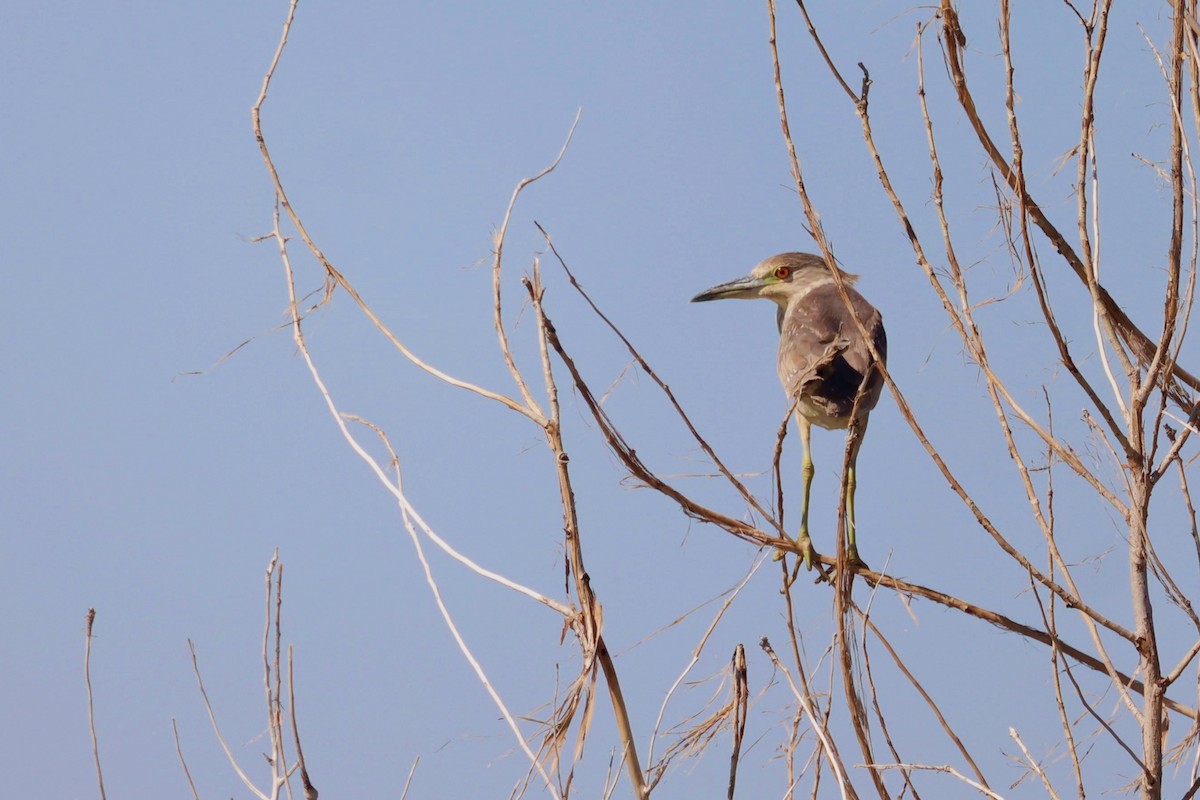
[83,1,1200,798]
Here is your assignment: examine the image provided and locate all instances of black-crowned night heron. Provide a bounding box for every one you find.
[691,252,887,567]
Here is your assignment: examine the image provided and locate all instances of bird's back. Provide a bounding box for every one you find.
[778,281,886,429]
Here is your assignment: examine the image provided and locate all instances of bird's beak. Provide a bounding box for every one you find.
[690,275,772,303]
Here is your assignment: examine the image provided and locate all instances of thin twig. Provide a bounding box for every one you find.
[172,718,202,800]
[727,645,748,800]
[867,763,1006,800]
[1009,727,1062,800]
[263,552,286,799]
[189,638,270,800]
[400,757,420,800]
[490,113,582,421]
[288,646,318,800]
[84,608,107,800]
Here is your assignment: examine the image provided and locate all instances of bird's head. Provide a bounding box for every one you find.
[690,252,852,307]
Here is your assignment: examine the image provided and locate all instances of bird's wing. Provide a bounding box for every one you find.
[781,336,851,399]
[778,283,884,403]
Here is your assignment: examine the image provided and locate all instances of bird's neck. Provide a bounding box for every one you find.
[791,270,842,301]
[773,272,848,331]
[773,269,858,330]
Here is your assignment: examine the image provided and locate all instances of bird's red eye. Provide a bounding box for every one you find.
[774,266,791,280]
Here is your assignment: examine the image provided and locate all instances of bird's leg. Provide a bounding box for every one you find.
[844,417,869,568]
[797,416,817,569]
[846,460,859,564]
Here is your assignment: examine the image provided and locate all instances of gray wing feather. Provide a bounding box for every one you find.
[778,283,886,423]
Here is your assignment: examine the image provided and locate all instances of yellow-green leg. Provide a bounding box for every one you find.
[844,417,868,567]
[845,460,859,564]
[797,417,817,569]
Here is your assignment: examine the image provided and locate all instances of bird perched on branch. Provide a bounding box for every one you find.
[691,252,887,567]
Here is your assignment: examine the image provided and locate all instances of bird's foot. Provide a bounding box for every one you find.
[772,530,817,567]
[777,532,822,589]
[845,544,869,572]
[800,537,818,570]
[822,548,869,584]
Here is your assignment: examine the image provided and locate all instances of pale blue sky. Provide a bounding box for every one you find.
[3,2,1196,797]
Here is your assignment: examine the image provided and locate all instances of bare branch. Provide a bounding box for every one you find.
[727,644,749,800]
[84,609,107,800]
[171,718,202,800]
[288,646,318,800]
[489,113,581,420]
[189,639,270,800]
[1009,726,1062,800]
[867,763,1006,800]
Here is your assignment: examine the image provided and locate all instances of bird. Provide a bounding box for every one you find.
[691,252,887,568]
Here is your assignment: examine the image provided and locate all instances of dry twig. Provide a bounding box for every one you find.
[84,608,107,800]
